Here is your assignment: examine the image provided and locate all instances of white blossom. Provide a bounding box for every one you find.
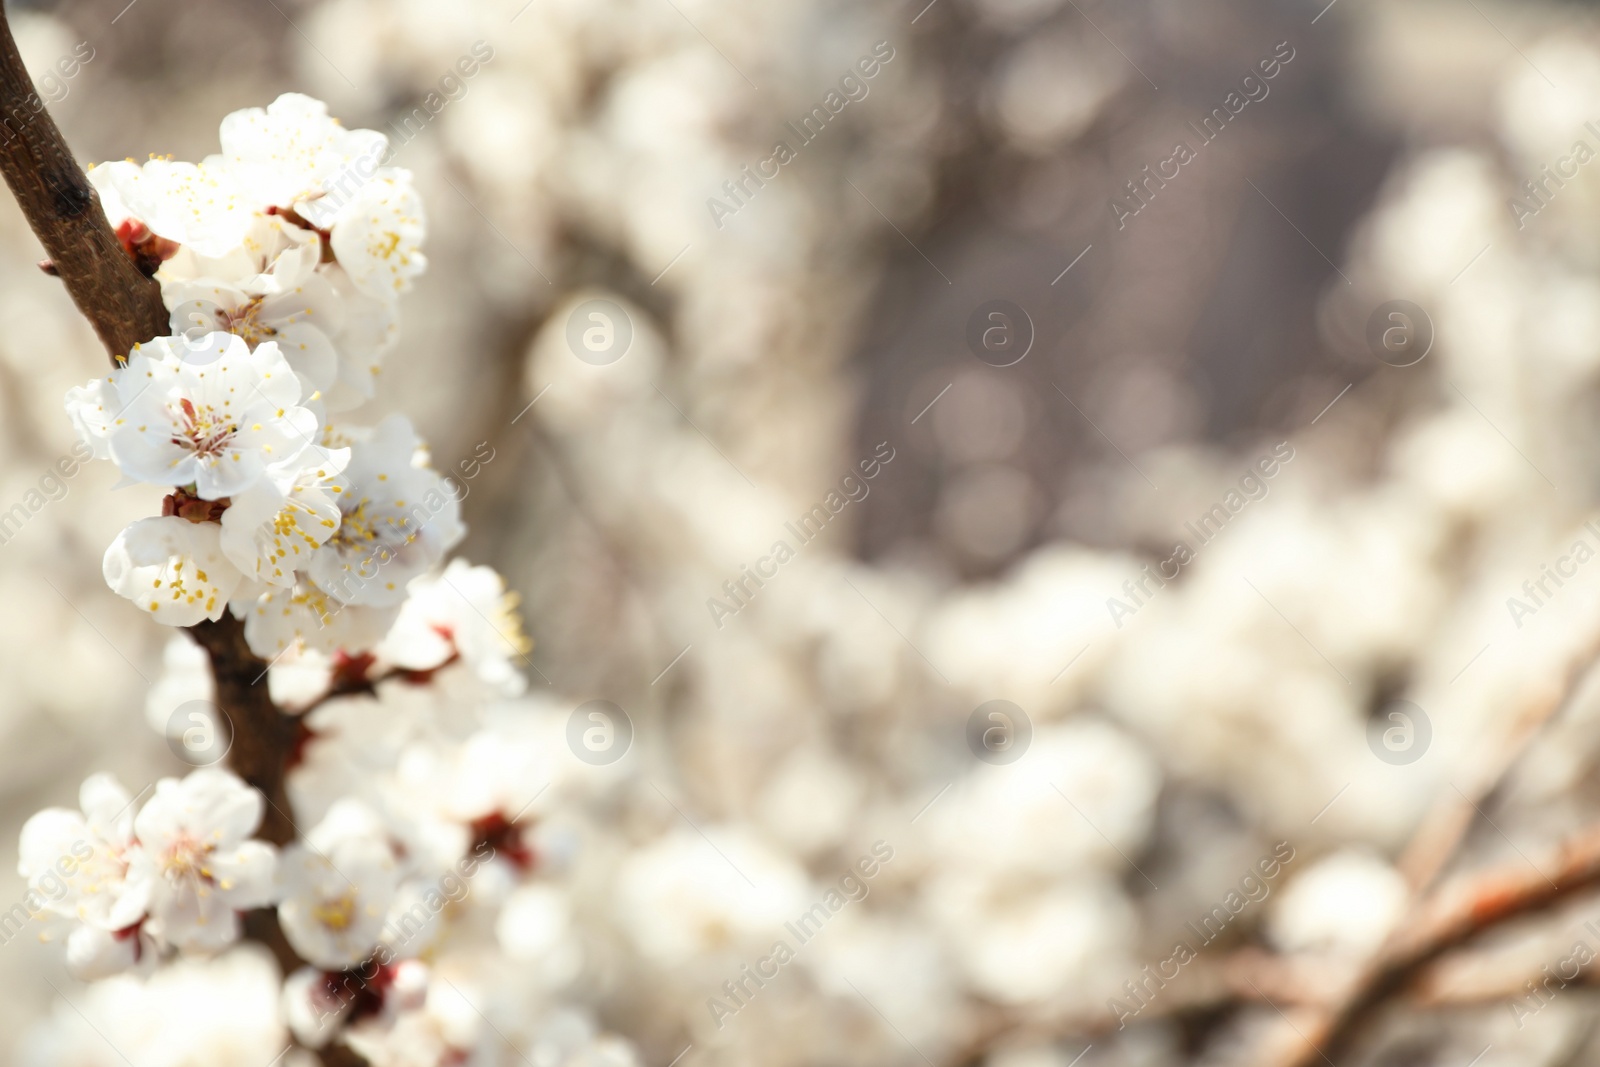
[309,415,464,608]
[88,157,257,259]
[103,516,242,626]
[375,559,530,694]
[94,332,319,500]
[215,93,427,302]
[125,769,278,953]
[240,575,401,659]
[277,800,399,970]
[62,376,118,461]
[216,92,388,216]
[17,774,148,978]
[321,264,399,411]
[326,170,428,302]
[164,224,344,397]
[218,444,349,587]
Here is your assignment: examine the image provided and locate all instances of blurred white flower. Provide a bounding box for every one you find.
[375,559,530,694]
[927,719,1161,878]
[19,946,291,1067]
[1269,849,1409,956]
[615,826,810,966]
[144,635,214,735]
[17,774,148,978]
[497,883,583,987]
[278,801,400,970]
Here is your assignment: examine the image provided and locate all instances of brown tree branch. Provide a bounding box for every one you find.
[0,4,300,853]
[189,615,299,846]
[0,8,165,361]
[1266,639,1600,1067]
[1279,820,1600,1066]
[1399,639,1600,894]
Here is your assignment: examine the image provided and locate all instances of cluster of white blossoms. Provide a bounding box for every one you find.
[18,769,274,978]
[62,93,469,659]
[18,92,575,1066]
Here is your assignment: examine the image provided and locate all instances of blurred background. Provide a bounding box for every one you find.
[6,0,1600,1063]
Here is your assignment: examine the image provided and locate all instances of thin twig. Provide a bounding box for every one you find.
[1281,820,1600,1066]
[1400,639,1600,894]
[1270,638,1600,1067]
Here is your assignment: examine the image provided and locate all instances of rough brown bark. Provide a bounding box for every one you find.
[188,615,299,846]
[0,8,166,361]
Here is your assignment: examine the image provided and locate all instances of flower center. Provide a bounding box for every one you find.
[161,831,215,883]
[222,297,278,347]
[173,396,237,458]
[314,888,360,931]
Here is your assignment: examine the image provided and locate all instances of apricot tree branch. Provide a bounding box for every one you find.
[0,14,366,1065]
[0,7,165,361]
[188,615,300,845]
[0,4,300,847]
